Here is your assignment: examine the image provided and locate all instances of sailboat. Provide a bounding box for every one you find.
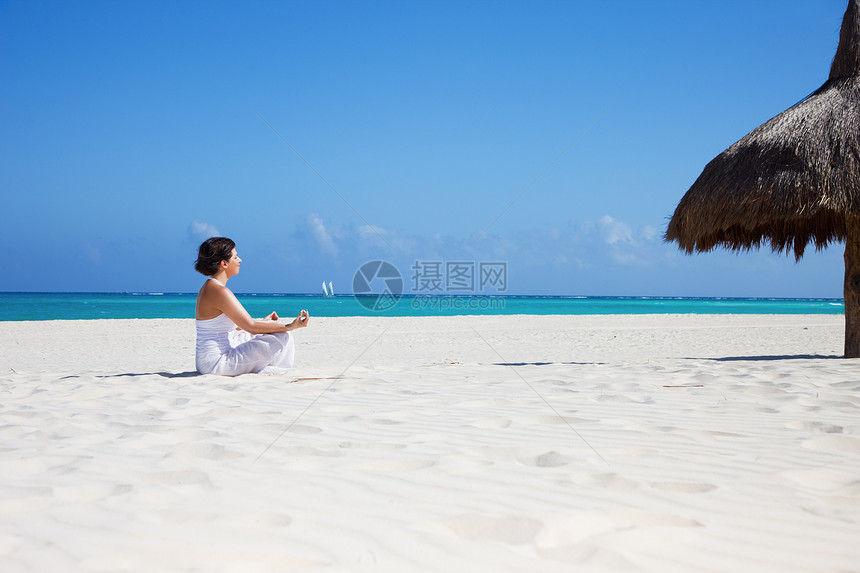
[322,281,329,297]
[329,281,334,297]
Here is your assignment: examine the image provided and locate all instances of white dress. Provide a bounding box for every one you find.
[195,286,295,376]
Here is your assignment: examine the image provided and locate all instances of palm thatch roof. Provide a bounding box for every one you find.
[665,0,860,260]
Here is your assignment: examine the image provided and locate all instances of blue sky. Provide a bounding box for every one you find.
[0,0,851,296]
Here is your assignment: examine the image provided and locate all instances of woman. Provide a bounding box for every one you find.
[194,237,309,375]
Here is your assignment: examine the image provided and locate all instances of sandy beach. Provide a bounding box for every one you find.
[1,314,858,572]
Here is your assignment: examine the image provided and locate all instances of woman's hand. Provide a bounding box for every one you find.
[264,311,279,321]
[289,310,310,330]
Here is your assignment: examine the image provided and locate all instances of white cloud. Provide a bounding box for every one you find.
[607,250,642,265]
[307,213,338,256]
[189,220,220,241]
[565,215,661,268]
[641,224,659,242]
[278,212,665,293]
[598,215,634,246]
[358,224,387,242]
[356,223,421,255]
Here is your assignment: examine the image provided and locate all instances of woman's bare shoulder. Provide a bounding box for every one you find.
[196,280,235,319]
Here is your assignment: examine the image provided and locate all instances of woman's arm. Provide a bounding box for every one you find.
[214,286,309,334]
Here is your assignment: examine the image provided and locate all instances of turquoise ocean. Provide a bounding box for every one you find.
[0,292,845,321]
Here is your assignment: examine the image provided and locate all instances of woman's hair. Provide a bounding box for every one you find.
[194,237,236,276]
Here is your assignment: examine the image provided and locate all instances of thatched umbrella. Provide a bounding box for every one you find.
[665,0,860,357]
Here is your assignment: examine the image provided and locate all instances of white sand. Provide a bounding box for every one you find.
[1,314,858,572]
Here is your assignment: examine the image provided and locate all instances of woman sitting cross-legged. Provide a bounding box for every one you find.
[194,237,309,375]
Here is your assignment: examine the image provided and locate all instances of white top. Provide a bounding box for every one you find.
[195,312,237,374]
[195,278,234,373]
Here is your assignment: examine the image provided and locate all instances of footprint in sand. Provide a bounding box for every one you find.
[445,514,544,544]
[564,472,641,490]
[786,420,844,433]
[288,424,323,434]
[535,511,700,559]
[370,418,402,425]
[802,435,860,453]
[528,450,572,468]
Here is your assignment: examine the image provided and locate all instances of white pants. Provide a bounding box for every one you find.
[205,331,295,376]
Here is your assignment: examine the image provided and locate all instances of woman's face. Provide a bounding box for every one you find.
[224,248,242,277]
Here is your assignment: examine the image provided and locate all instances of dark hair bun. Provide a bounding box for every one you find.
[195,237,235,276]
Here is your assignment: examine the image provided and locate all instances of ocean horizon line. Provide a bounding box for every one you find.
[0,292,845,322]
[0,291,845,300]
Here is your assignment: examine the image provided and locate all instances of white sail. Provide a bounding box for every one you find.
[322,281,329,297]
[329,281,334,296]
